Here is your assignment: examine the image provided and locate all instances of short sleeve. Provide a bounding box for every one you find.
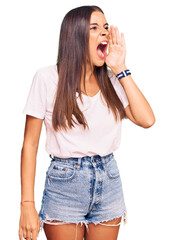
[22,70,47,119]
[108,69,129,108]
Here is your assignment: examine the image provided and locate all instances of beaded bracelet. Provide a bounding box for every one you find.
[116,69,131,80]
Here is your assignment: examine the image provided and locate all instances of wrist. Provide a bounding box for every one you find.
[21,202,35,210]
[112,65,127,76]
[116,69,131,81]
[21,200,35,206]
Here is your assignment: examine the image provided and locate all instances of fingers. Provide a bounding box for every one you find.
[22,228,31,239]
[18,228,39,240]
[121,32,126,48]
[108,28,112,46]
[31,229,38,240]
[110,25,117,44]
[37,218,41,238]
[22,229,27,239]
[109,25,125,46]
[115,27,121,45]
[18,212,40,239]
[26,229,32,239]
[18,227,23,240]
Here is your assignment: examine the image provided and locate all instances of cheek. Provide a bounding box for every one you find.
[89,40,97,62]
[89,33,97,49]
[88,35,105,66]
[89,39,95,54]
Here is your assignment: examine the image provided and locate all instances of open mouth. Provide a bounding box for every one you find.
[96,41,108,60]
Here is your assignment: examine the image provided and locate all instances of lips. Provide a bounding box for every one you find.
[96,41,108,60]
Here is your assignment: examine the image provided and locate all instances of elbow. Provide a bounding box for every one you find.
[142,116,156,129]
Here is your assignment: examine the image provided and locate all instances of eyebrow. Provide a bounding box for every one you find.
[90,23,109,27]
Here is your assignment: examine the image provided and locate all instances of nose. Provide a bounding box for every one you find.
[101,28,109,37]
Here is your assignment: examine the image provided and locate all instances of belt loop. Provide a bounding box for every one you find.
[101,157,106,170]
[77,158,81,170]
[91,155,95,165]
[91,155,94,162]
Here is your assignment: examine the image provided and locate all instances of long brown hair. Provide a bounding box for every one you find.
[52,5,127,132]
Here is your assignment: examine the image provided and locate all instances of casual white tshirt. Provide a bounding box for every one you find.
[22,65,129,158]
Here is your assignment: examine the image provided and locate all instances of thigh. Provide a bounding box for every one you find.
[84,217,122,240]
[43,221,86,240]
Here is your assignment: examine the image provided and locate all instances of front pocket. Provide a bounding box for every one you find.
[47,162,76,181]
[106,158,120,179]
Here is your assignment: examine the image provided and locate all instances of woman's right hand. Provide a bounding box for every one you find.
[19,203,40,240]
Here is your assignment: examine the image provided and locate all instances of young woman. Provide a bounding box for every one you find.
[18,5,155,240]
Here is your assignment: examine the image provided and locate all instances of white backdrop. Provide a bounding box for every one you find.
[0,0,174,239]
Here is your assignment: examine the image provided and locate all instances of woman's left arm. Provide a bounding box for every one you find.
[105,26,155,128]
[118,72,155,128]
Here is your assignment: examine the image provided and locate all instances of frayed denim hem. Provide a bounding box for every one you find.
[39,211,128,240]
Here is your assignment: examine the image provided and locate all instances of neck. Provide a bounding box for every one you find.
[79,64,98,93]
[82,63,95,83]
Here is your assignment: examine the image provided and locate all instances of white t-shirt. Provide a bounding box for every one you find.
[22,65,129,158]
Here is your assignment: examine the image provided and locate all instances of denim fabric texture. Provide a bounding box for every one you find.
[38,152,127,232]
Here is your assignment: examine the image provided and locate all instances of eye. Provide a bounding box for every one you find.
[90,26,97,30]
[105,26,109,30]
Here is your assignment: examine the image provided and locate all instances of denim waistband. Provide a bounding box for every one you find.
[49,152,114,170]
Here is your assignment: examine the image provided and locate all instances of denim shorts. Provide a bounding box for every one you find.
[38,152,127,235]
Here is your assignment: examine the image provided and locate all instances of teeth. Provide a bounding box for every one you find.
[101,41,107,45]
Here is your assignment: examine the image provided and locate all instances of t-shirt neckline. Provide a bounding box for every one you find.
[78,90,101,99]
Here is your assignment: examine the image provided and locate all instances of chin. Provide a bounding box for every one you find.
[93,59,105,67]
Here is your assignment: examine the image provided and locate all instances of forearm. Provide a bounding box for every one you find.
[120,74,155,126]
[20,143,38,202]
[112,66,155,127]
[106,26,155,127]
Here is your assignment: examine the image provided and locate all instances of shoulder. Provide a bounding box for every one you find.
[32,64,58,91]
[36,64,57,74]
[36,64,58,82]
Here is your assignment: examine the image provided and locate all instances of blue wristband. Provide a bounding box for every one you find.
[116,69,131,80]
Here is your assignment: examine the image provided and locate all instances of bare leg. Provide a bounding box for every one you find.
[84,217,122,240]
[43,220,85,240]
